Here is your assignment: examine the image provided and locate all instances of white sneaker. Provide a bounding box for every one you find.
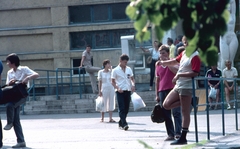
[227,105,231,110]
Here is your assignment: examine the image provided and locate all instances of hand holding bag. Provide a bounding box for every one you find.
[131,92,146,111]
[0,82,28,105]
[208,86,217,99]
[95,96,104,111]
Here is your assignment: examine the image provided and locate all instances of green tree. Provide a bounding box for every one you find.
[126,0,230,66]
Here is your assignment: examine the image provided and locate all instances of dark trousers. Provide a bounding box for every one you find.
[172,106,182,135]
[0,119,2,147]
[6,102,25,143]
[150,60,157,87]
[116,91,131,127]
[159,89,182,136]
[0,90,3,147]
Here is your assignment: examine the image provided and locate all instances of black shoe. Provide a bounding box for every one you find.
[4,123,13,130]
[118,121,123,129]
[170,139,187,145]
[123,125,129,131]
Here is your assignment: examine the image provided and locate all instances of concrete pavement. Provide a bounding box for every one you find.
[0,109,239,149]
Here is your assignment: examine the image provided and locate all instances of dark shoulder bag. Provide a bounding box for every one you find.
[151,103,165,123]
[0,82,28,105]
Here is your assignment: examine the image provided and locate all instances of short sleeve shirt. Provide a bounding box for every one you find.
[205,69,222,85]
[222,67,238,82]
[6,66,37,87]
[111,65,133,91]
[82,50,92,66]
[149,48,159,60]
[156,65,175,91]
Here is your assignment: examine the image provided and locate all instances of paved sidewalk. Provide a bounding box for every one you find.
[0,110,239,149]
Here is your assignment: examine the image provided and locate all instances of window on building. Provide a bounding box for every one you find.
[70,29,152,50]
[111,3,129,20]
[69,6,91,23]
[69,2,129,24]
[93,5,109,22]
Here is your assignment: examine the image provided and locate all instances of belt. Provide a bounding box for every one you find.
[122,90,130,92]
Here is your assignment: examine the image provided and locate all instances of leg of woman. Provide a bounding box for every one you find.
[163,89,180,110]
[108,87,115,122]
[180,95,192,129]
[101,88,108,122]
[101,112,104,122]
[171,93,192,145]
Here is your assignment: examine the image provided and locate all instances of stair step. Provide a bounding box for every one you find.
[24,91,157,114]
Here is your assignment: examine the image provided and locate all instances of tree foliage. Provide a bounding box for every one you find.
[126,0,230,66]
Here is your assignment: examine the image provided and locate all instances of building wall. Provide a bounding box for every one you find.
[0,0,132,78]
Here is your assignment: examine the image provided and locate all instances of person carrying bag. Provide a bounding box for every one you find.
[0,81,28,105]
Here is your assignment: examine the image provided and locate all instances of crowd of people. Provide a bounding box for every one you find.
[78,31,239,145]
[0,32,238,147]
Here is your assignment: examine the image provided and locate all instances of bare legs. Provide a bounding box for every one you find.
[100,111,114,122]
[163,89,192,144]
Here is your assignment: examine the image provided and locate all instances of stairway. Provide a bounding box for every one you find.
[23,91,157,115]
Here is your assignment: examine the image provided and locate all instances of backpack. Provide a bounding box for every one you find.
[151,103,165,123]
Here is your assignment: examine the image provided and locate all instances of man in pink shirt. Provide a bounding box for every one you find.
[155,45,182,141]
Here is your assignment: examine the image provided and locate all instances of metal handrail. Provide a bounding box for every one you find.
[55,67,86,99]
[192,76,239,143]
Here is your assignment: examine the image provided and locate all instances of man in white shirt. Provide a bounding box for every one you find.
[111,54,135,131]
[5,53,39,148]
[222,60,238,110]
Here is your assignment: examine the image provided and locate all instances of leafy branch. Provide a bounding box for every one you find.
[126,0,230,66]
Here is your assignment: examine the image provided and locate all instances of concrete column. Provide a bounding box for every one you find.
[51,7,70,51]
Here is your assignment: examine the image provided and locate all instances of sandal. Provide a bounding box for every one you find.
[109,119,116,123]
[100,119,104,122]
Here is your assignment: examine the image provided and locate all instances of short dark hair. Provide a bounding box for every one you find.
[167,38,173,44]
[102,59,110,67]
[120,54,129,61]
[6,53,20,67]
[177,35,183,41]
[177,46,185,55]
[86,45,91,48]
[159,45,169,53]
[158,42,163,48]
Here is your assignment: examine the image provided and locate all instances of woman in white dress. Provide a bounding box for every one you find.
[97,59,115,122]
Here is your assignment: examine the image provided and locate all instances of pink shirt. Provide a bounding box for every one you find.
[156,65,175,91]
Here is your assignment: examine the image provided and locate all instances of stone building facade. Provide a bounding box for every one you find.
[1,0,239,89]
[0,0,146,80]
